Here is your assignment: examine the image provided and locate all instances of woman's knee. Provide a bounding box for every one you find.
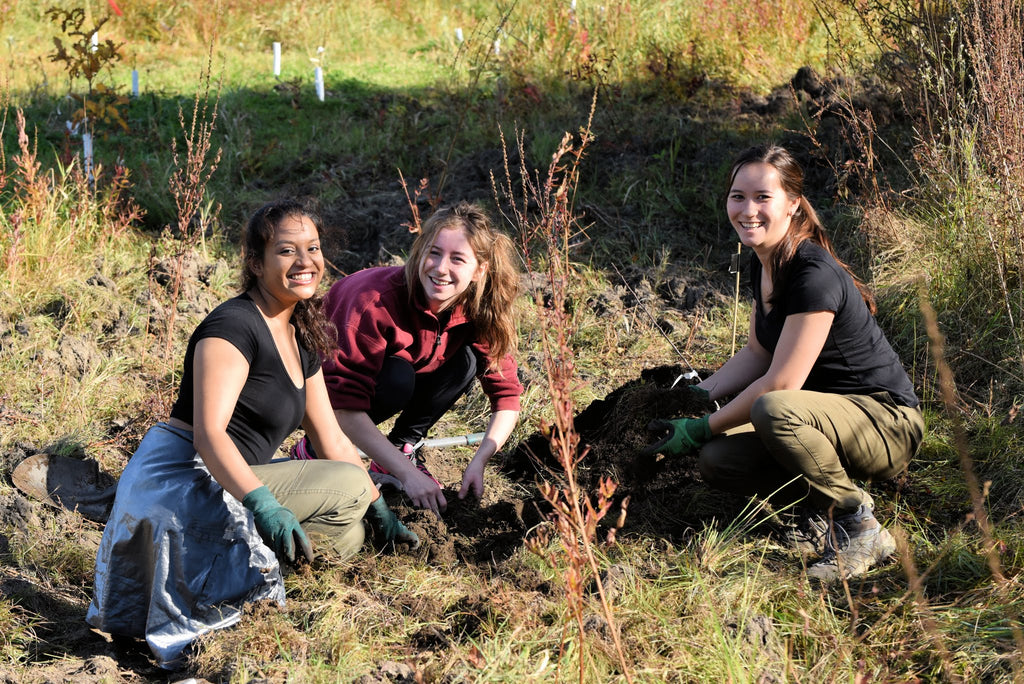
[324,462,373,504]
[749,391,798,433]
[696,443,727,485]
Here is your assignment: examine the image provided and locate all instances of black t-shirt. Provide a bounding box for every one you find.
[751,242,919,408]
[169,294,321,465]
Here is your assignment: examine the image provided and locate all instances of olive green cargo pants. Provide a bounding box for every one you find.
[697,390,924,512]
[252,459,372,559]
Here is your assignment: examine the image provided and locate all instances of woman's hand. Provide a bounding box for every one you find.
[242,485,314,564]
[458,457,486,500]
[457,409,518,501]
[641,415,712,457]
[335,409,448,515]
[364,496,420,550]
[403,468,448,516]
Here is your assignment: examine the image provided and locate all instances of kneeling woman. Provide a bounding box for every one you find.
[87,199,414,667]
[645,145,923,581]
[293,202,523,516]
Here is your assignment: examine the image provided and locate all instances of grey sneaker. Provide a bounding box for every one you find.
[807,504,896,582]
[784,496,875,556]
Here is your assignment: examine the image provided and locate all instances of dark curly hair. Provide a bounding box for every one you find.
[240,198,336,357]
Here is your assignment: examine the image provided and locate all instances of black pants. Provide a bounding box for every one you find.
[369,346,477,445]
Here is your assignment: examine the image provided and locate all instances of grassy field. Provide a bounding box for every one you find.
[2,0,1024,681]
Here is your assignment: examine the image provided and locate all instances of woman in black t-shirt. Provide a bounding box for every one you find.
[87,199,416,667]
[644,145,924,582]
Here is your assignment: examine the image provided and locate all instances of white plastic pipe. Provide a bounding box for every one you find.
[314,66,324,101]
[82,131,94,183]
[412,432,485,450]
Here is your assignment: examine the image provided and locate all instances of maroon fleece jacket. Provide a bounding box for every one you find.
[322,266,522,413]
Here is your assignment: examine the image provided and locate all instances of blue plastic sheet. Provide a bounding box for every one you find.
[86,423,284,668]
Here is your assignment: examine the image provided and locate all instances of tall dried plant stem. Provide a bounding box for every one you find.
[0,82,9,190]
[918,289,1024,673]
[962,0,1024,381]
[163,45,222,363]
[496,92,632,683]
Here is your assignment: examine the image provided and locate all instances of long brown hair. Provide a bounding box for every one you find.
[404,202,521,370]
[728,144,876,314]
[240,198,336,357]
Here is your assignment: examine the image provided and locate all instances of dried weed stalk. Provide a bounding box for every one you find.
[162,45,222,364]
[961,0,1024,380]
[398,170,429,234]
[3,109,48,279]
[918,290,1024,674]
[493,94,632,683]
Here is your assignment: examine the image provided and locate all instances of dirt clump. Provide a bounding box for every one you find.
[506,364,744,541]
[387,493,538,566]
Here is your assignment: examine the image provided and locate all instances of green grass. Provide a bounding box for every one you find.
[2,0,1024,682]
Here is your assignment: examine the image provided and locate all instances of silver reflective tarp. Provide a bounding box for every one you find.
[86,423,284,668]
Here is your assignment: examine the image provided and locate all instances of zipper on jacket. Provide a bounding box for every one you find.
[427,312,449,364]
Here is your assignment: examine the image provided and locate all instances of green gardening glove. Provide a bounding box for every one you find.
[242,485,314,564]
[687,385,711,404]
[642,415,712,457]
[365,497,420,550]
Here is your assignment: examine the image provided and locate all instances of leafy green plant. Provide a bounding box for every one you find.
[46,6,127,134]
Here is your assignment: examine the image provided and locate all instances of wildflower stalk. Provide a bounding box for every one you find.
[163,45,222,364]
[494,91,632,683]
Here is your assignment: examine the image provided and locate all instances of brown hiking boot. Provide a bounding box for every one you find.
[806,504,896,582]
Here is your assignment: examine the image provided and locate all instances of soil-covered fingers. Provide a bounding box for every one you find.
[458,461,485,500]
[406,473,447,517]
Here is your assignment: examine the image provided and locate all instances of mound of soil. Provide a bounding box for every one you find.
[362,364,746,568]
[357,364,750,567]
[505,364,746,542]
[389,495,541,566]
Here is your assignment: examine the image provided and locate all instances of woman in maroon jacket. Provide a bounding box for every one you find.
[294,202,523,516]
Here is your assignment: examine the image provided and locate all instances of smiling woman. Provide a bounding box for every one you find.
[726,161,801,258]
[643,144,924,583]
[290,201,523,518]
[85,199,414,668]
